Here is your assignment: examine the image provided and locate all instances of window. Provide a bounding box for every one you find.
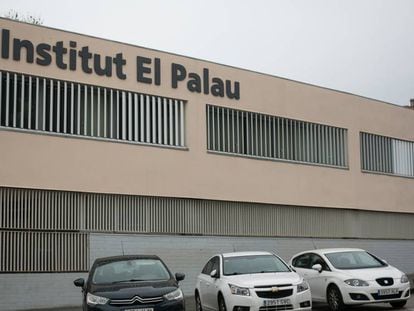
[211,256,220,276]
[206,104,348,168]
[0,70,186,148]
[223,255,290,275]
[92,259,170,284]
[201,257,215,275]
[202,256,220,276]
[360,132,414,178]
[308,253,330,271]
[292,254,311,269]
[325,251,387,270]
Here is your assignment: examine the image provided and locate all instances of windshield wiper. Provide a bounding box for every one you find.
[259,270,280,273]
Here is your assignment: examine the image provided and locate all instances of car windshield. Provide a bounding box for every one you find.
[223,255,290,276]
[92,259,171,284]
[325,251,387,270]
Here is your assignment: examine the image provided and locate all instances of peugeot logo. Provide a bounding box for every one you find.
[271,287,280,292]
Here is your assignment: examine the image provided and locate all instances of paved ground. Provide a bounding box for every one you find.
[27,295,414,311]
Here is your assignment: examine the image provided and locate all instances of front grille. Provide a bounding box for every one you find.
[376,278,394,286]
[371,291,402,300]
[255,284,292,288]
[259,305,293,311]
[110,295,164,306]
[256,289,293,299]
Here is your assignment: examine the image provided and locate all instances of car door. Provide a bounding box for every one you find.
[199,257,214,310]
[292,253,327,301]
[306,253,331,301]
[204,256,221,310]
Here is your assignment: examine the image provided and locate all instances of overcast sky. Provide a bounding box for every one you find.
[1,0,413,106]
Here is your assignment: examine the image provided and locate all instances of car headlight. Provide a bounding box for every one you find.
[297,281,309,293]
[229,283,250,296]
[86,293,109,305]
[164,288,183,300]
[344,279,369,287]
[401,274,409,283]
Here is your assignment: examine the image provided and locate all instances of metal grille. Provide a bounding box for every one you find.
[1,187,414,239]
[206,104,348,168]
[0,70,186,147]
[0,231,88,272]
[256,289,293,299]
[371,291,402,300]
[361,132,414,178]
[376,278,394,286]
[110,296,164,306]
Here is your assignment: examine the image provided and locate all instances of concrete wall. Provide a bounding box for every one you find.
[0,273,87,311]
[0,18,414,214]
[1,233,413,311]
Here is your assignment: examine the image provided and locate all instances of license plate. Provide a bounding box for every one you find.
[124,309,153,311]
[378,288,399,296]
[263,299,290,306]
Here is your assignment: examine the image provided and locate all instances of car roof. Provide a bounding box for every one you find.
[293,248,365,257]
[221,251,273,258]
[93,254,161,265]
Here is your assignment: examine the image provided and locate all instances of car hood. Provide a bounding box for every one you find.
[225,272,301,288]
[336,265,402,281]
[89,279,178,299]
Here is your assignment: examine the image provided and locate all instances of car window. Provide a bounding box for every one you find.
[201,257,215,275]
[309,253,330,271]
[92,259,170,284]
[325,251,387,270]
[292,254,311,269]
[211,256,220,275]
[223,255,290,276]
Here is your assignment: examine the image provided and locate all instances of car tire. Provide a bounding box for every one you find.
[218,294,227,311]
[195,292,203,311]
[390,300,407,309]
[327,285,345,311]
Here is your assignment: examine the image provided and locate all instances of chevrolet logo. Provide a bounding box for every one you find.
[271,287,280,292]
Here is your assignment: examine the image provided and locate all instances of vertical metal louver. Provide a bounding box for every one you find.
[206,104,348,168]
[0,70,186,148]
[0,231,88,272]
[1,187,414,240]
[361,132,414,178]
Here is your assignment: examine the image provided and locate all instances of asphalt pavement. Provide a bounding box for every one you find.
[27,295,414,311]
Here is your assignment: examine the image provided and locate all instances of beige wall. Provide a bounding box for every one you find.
[1,19,414,214]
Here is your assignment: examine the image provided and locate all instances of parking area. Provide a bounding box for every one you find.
[185,297,414,311]
[28,295,414,311]
[309,300,414,311]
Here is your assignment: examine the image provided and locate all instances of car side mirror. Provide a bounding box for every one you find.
[73,278,85,288]
[210,269,219,278]
[312,264,322,273]
[175,272,185,282]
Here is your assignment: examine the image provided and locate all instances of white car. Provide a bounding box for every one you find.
[195,251,312,311]
[290,248,410,311]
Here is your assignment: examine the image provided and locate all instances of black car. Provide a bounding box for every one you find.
[74,255,185,311]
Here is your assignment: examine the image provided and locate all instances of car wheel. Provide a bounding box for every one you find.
[390,300,407,309]
[327,285,345,311]
[195,292,203,311]
[218,294,227,311]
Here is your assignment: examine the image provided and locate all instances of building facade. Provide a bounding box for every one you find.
[0,18,414,310]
